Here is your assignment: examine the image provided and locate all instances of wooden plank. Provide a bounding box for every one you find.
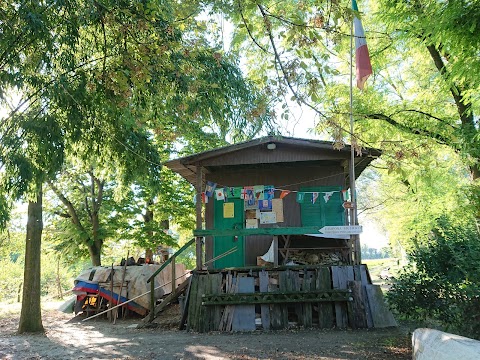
[195,275,207,332]
[316,267,334,328]
[232,277,256,331]
[358,265,374,328]
[273,237,279,267]
[194,226,334,237]
[302,270,313,328]
[219,273,237,331]
[203,273,222,332]
[331,266,348,328]
[278,270,290,328]
[353,265,362,281]
[259,270,271,330]
[186,272,200,332]
[360,265,372,285]
[348,280,367,328]
[290,270,304,326]
[269,277,283,330]
[226,276,237,331]
[346,266,355,282]
[282,235,292,265]
[202,289,353,305]
[365,285,397,328]
[179,275,194,330]
[345,266,355,328]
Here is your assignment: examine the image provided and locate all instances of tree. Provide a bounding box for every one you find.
[1,0,274,333]
[211,1,480,252]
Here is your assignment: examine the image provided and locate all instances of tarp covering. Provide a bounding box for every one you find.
[74,263,187,315]
[413,328,480,360]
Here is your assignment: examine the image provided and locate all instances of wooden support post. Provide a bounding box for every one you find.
[171,255,176,293]
[108,264,114,322]
[259,270,271,330]
[273,236,278,267]
[195,165,203,270]
[149,278,155,323]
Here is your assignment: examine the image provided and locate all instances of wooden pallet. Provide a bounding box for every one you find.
[185,265,393,332]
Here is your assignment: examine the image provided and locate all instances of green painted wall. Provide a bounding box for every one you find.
[213,198,245,268]
[300,186,345,227]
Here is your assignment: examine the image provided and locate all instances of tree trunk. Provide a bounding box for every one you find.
[88,243,102,267]
[18,186,44,334]
[88,172,104,267]
[143,199,154,261]
[56,258,63,299]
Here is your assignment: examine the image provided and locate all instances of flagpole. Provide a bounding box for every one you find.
[349,8,359,265]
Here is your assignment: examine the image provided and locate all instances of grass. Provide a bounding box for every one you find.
[0,298,67,319]
[363,258,404,288]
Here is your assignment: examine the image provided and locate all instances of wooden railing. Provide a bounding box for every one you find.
[146,238,195,322]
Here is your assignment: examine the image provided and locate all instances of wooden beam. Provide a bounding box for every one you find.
[195,164,203,270]
[194,226,330,237]
[202,289,353,305]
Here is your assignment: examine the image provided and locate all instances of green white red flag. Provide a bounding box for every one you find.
[352,0,372,90]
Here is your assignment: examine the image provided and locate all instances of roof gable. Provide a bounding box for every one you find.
[164,136,381,185]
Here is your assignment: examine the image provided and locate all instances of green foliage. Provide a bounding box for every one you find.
[0,222,78,302]
[361,244,391,259]
[358,148,472,252]
[387,216,480,339]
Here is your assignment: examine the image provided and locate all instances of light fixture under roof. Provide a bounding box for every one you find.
[266,142,276,150]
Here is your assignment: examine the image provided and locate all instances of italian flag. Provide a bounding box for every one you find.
[352,0,372,90]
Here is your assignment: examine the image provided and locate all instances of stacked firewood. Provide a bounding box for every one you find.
[289,251,344,266]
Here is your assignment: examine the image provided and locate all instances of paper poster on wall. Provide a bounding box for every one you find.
[272,198,284,222]
[246,218,258,229]
[244,187,257,209]
[223,202,234,218]
[258,199,272,211]
[260,212,277,224]
[245,209,257,219]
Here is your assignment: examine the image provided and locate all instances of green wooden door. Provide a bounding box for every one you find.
[213,198,245,268]
[300,186,344,227]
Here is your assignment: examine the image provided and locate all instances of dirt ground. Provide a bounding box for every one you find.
[0,302,412,360]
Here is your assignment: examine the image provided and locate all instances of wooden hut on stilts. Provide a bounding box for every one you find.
[144,135,396,331]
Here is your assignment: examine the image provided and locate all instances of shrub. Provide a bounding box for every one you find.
[387,216,480,339]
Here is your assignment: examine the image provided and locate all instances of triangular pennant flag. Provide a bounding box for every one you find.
[233,187,242,198]
[312,192,319,204]
[240,187,247,200]
[279,190,291,199]
[201,192,208,203]
[264,185,275,200]
[205,181,217,197]
[254,185,264,200]
[323,191,335,203]
[296,192,305,203]
[280,190,291,199]
[215,188,225,201]
[342,189,350,201]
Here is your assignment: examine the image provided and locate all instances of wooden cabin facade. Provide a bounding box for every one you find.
[165,135,380,269]
[162,136,395,332]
